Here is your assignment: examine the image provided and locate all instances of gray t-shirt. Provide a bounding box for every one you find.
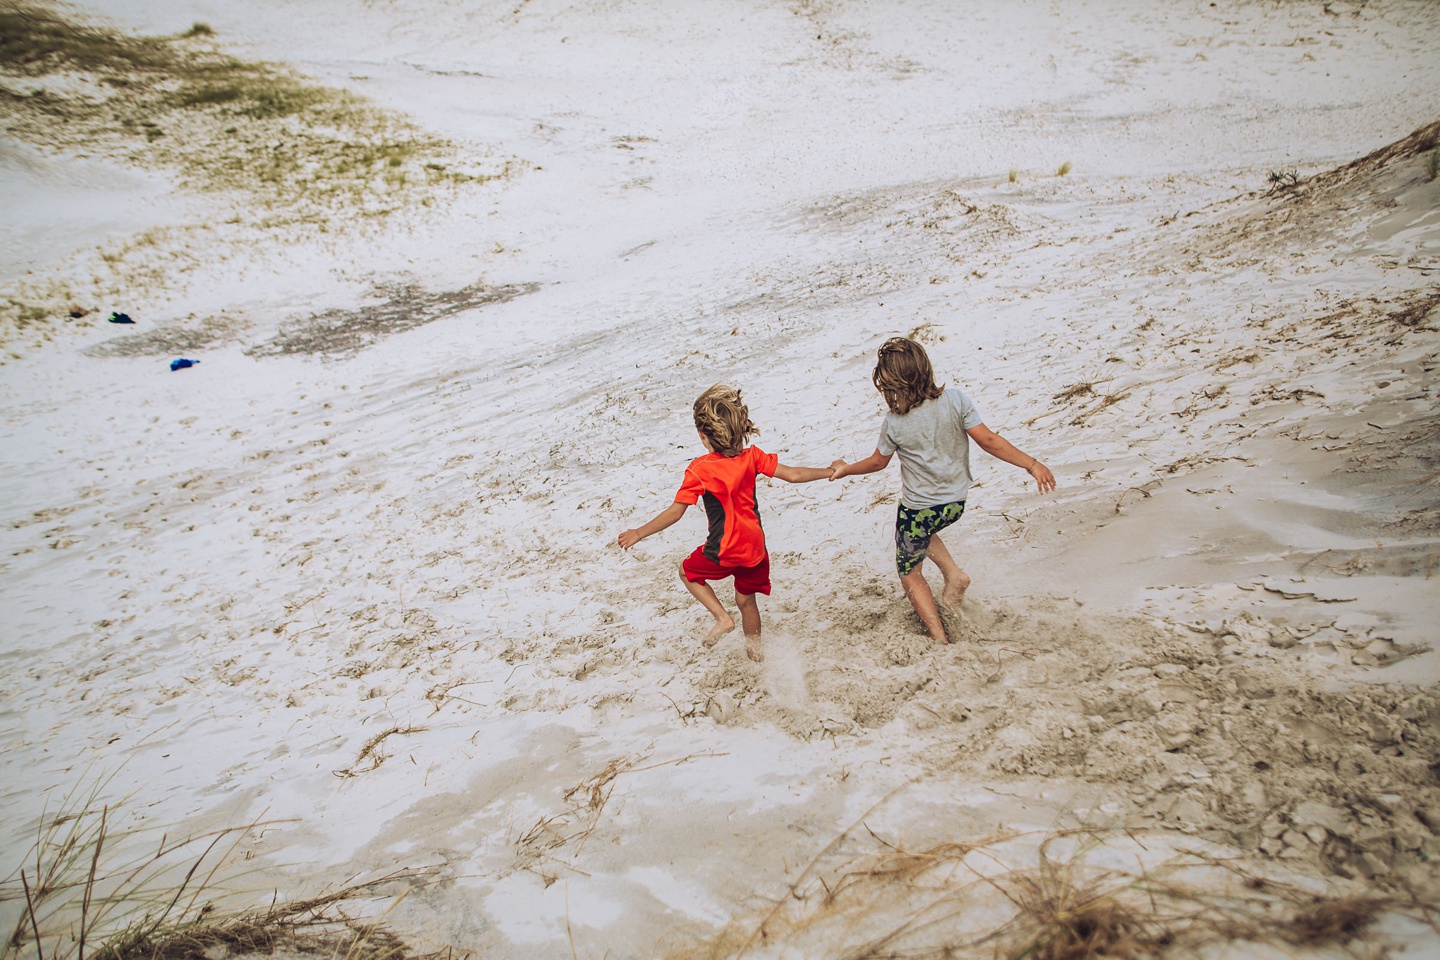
[877,387,985,508]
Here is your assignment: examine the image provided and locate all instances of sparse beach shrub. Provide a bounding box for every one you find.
[1285,896,1385,945]
[0,776,445,960]
[700,822,1421,960]
[1426,147,1439,182]
[996,845,1172,960]
[1266,168,1302,192]
[1056,160,1072,176]
[1008,167,1019,183]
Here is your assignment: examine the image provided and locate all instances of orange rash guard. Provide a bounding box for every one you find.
[674,446,778,567]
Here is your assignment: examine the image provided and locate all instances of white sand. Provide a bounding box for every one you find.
[2,1,1439,957]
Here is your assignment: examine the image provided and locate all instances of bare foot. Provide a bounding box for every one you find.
[940,570,971,609]
[701,616,736,648]
[744,633,764,663]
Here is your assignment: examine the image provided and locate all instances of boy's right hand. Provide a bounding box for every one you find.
[827,459,848,480]
[617,529,642,549]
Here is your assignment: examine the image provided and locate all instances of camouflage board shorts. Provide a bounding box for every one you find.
[894,499,966,577]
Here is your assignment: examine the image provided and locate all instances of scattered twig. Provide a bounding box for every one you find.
[564,880,579,960]
[21,871,44,960]
[735,778,923,959]
[77,805,106,960]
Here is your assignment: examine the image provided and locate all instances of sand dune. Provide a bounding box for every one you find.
[2,1,1438,957]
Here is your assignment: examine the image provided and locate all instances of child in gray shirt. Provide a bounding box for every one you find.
[830,337,1056,643]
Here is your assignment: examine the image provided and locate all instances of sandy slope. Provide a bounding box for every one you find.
[2,1,1440,957]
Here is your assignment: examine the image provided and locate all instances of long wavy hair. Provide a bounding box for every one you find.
[873,337,944,415]
[693,384,758,457]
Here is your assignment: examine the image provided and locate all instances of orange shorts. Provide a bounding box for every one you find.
[682,547,772,596]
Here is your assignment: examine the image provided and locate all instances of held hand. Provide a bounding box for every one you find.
[617,529,643,549]
[1026,460,1057,494]
[828,459,848,481]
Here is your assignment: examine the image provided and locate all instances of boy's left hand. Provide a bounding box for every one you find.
[617,529,642,549]
[1027,461,1057,493]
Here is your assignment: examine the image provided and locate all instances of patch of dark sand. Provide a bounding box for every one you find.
[85,312,245,357]
[246,280,539,359]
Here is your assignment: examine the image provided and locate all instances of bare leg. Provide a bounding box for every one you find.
[900,566,949,643]
[679,563,735,647]
[735,591,763,662]
[926,534,971,608]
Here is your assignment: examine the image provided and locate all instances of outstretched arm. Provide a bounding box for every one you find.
[774,463,834,483]
[618,501,689,549]
[829,448,894,481]
[966,424,1056,493]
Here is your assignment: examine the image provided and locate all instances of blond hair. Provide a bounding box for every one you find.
[872,337,944,415]
[693,384,758,457]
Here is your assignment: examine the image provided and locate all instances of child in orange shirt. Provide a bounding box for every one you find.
[618,385,832,662]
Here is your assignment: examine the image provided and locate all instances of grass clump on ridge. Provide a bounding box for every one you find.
[0,773,446,960]
[0,4,173,74]
[0,0,518,345]
[1265,168,1302,193]
[0,0,505,210]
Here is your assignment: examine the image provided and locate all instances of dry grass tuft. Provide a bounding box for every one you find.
[1052,381,1097,403]
[670,817,1434,960]
[1213,351,1260,372]
[1068,389,1131,426]
[511,752,729,889]
[1,775,452,960]
[907,322,943,345]
[84,877,436,960]
[970,833,1184,960]
[824,841,976,906]
[333,725,428,778]
[1284,895,1384,945]
[1005,894,1160,960]
[1045,378,1130,426]
[1387,288,1440,329]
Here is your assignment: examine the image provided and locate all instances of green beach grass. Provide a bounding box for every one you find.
[0,1,518,347]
